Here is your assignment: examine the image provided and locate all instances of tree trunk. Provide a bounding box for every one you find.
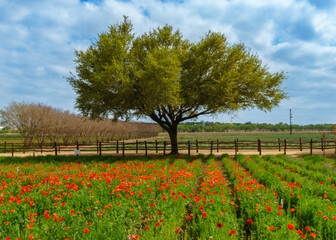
[168,126,179,155]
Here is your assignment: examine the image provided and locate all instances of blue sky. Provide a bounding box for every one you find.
[0,0,335,125]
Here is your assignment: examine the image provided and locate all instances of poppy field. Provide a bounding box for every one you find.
[0,154,334,239]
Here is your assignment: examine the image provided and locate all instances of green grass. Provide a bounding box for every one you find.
[298,154,335,163]
[155,131,335,142]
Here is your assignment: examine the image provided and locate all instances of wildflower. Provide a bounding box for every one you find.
[247,219,253,224]
[202,212,207,217]
[305,227,310,231]
[310,233,316,238]
[290,208,295,212]
[84,228,89,234]
[269,226,274,231]
[228,230,236,236]
[287,223,295,231]
[217,222,223,228]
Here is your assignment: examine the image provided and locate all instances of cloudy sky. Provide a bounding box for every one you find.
[1,0,335,125]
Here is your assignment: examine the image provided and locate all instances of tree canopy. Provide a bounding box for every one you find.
[68,16,287,154]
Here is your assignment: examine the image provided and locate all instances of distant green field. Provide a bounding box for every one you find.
[1,131,334,144]
[155,131,335,142]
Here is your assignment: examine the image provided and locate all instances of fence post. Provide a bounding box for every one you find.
[41,143,43,153]
[321,138,324,152]
[54,142,57,156]
[122,141,125,157]
[163,141,166,155]
[136,140,138,154]
[310,139,313,155]
[97,141,99,154]
[23,142,25,154]
[217,139,219,152]
[196,140,198,153]
[299,138,302,151]
[258,139,261,155]
[155,140,158,153]
[145,141,147,156]
[99,142,102,156]
[188,140,190,155]
[12,143,14,157]
[278,138,281,151]
[284,140,287,155]
[210,141,213,154]
[235,139,238,156]
[116,140,119,154]
[4,141,6,154]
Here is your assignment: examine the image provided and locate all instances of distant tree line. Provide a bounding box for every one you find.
[178,121,334,132]
[0,102,161,145]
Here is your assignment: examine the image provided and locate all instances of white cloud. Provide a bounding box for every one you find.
[0,0,335,124]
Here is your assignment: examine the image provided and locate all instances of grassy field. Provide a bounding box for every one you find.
[155,131,335,142]
[0,154,335,239]
[1,131,334,144]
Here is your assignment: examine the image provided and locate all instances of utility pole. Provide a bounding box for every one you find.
[289,109,293,135]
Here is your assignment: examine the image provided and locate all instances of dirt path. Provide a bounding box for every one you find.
[1,147,334,158]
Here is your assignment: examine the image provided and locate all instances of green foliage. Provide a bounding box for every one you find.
[178,121,334,132]
[69,16,287,153]
[299,154,334,163]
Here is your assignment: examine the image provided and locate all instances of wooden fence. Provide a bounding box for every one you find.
[0,138,335,157]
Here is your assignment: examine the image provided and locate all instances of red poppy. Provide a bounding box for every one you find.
[84,228,89,234]
[202,212,207,217]
[287,223,295,231]
[247,219,253,224]
[310,233,316,238]
[269,226,274,231]
[228,229,236,236]
[217,222,223,228]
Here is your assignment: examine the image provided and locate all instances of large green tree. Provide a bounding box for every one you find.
[68,17,287,154]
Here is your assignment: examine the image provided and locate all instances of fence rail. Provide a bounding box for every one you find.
[0,138,335,157]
